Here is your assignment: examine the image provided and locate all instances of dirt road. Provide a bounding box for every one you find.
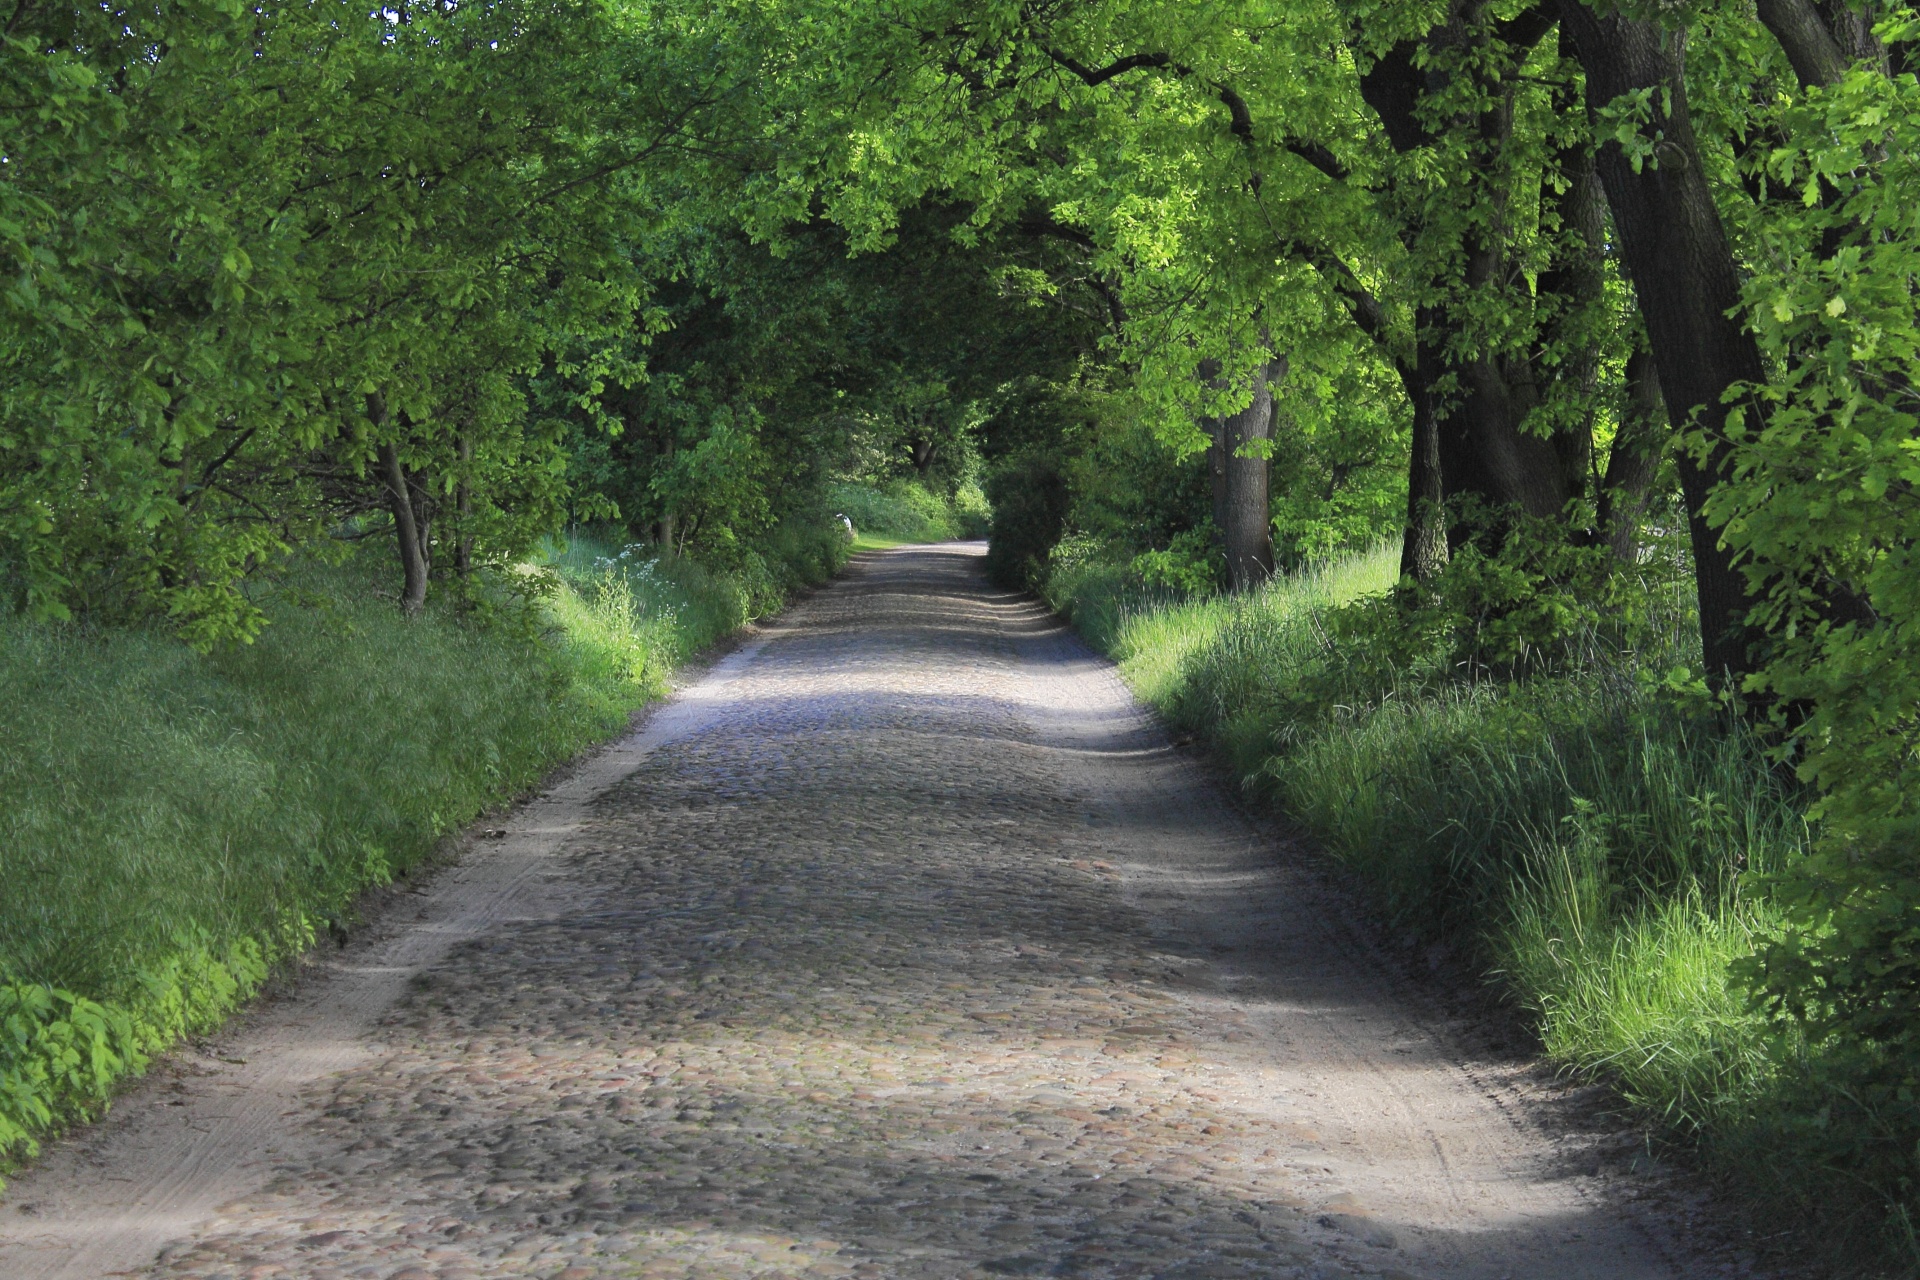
[0,543,1720,1279]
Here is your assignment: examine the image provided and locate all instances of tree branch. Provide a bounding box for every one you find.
[1358,39,1430,153]
[1216,83,1254,140]
[1495,4,1559,55]
[191,426,260,493]
[1016,209,1099,252]
[1284,140,1348,181]
[1045,49,1176,86]
[532,90,718,206]
[1756,0,1850,87]
[1277,237,1393,350]
[1047,48,1341,194]
[1015,209,1129,331]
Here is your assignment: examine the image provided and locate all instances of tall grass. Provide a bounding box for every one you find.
[0,527,844,1172]
[1042,543,1895,1252]
[1044,539,1392,716]
[1275,672,1802,1131]
[541,532,758,692]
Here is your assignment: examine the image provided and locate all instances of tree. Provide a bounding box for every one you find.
[0,0,722,632]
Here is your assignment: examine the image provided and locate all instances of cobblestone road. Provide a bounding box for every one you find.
[2,544,1700,1280]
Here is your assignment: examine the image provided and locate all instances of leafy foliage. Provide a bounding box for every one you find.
[7,0,1920,1254]
[0,0,714,634]
[1696,45,1920,1212]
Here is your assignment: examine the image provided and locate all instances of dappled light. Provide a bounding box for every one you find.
[80,549,1678,1280]
[3,0,1914,1268]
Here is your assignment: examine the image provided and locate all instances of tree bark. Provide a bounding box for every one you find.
[1447,359,1562,522]
[455,433,473,578]
[1540,108,1609,506]
[1200,358,1229,567]
[1558,2,1766,684]
[367,391,429,616]
[1815,0,1889,71]
[1204,356,1279,591]
[1758,0,1889,88]
[1207,415,1227,555]
[1440,13,1578,529]
[1756,0,1851,87]
[379,441,430,617]
[1361,12,1594,547]
[654,433,677,555]
[1398,338,1449,584]
[1220,357,1280,590]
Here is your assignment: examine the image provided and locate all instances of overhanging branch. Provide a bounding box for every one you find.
[1045,49,1178,86]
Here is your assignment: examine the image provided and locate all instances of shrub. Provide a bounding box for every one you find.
[1129,528,1223,595]
[984,451,1069,587]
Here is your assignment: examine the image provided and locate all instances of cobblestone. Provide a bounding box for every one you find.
[12,545,1701,1280]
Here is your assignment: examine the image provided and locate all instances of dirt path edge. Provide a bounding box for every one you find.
[0,623,780,1280]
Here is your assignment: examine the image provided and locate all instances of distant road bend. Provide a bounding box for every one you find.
[1,542,1711,1280]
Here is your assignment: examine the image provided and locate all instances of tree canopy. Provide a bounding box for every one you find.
[4,0,1919,1234]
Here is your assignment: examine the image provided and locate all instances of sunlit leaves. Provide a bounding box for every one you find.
[0,0,717,634]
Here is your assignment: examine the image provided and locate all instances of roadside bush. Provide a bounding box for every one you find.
[984,451,1069,587]
[1130,529,1223,595]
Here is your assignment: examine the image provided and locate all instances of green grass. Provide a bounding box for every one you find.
[828,478,990,543]
[0,527,845,1174]
[850,532,913,552]
[1040,543,1920,1265]
[1274,671,1802,1128]
[1058,541,1393,714]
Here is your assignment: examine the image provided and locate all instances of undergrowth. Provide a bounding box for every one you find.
[1042,540,1910,1269]
[0,523,846,1179]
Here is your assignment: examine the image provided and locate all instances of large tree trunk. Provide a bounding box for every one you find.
[1447,358,1561,520]
[1206,357,1279,591]
[1757,0,1881,86]
[367,391,429,616]
[1540,112,1608,506]
[1441,25,1572,530]
[1558,2,1766,683]
[1398,340,1449,585]
[654,433,677,555]
[455,433,473,578]
[1224,357,1280,589]
[378,441,430,617]
[1207,422,1227,551]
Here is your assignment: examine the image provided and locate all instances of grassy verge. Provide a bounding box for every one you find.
[0,525,845,1179]
[828,478,989,543]
[850,532,913,552]
[1042,545,1908,1261]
